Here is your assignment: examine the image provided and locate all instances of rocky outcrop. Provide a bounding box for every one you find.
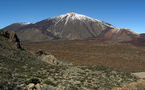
[132,72,145,79]
[35,50,72,65]
[0,30,22,49]
[36,50,60,65]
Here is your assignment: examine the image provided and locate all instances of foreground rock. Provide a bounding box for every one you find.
[132,72,145,79]
[27,83,35,90]
[113,79,145,90]
[20,66,138,90]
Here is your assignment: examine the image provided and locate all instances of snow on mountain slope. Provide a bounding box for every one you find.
[50,12,115,28]
[54,12,101,23]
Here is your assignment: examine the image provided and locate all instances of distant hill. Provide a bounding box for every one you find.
[2,12,139,42]
[128,33,145,46]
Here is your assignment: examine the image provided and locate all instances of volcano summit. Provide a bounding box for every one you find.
[3,12,138,42]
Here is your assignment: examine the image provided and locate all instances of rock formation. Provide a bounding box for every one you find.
[0,30,22,49]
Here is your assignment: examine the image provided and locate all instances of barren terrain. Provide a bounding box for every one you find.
[23,40,145,72]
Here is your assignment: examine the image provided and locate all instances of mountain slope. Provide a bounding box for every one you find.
[3,12,138,42]
[99,28,139,41]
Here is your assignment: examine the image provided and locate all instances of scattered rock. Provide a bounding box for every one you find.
[27,83,35,90]
[35,50,72,65]
[35,83,41,90]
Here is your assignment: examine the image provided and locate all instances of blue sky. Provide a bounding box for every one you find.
[0,0,145,33]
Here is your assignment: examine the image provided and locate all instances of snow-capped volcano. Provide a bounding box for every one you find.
[55,12,101,22]
[51,12,115,28]
[3,12,139,42]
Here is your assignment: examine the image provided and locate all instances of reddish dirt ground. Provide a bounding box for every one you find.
[22,40,145,72]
